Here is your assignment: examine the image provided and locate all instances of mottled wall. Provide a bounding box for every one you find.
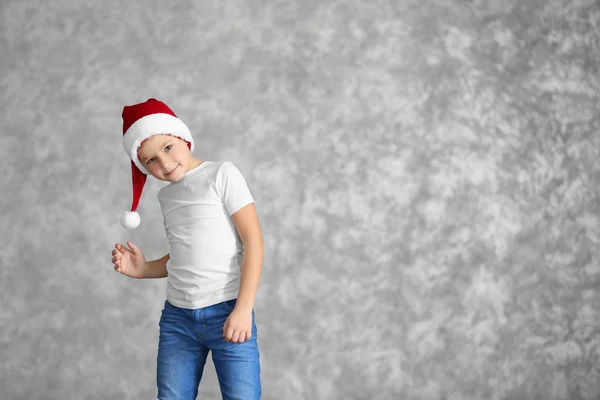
[2,0,600,399]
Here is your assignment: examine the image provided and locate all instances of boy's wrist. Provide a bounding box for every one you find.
[140,254,169,279]
[234,301,254,311]
[140,262,149,279]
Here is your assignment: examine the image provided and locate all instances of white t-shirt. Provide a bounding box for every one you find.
[157,160,255,309]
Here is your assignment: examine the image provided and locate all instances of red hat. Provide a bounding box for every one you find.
[120,98,194,229]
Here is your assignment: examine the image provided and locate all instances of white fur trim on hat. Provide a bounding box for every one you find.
[122,113,195,174]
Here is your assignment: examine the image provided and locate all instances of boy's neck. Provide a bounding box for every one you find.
[186,157,204,172]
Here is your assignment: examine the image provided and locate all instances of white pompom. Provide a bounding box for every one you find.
[121,211,140,229]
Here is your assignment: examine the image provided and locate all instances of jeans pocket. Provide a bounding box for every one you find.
[159,300,179,325]
[224,298,237,312]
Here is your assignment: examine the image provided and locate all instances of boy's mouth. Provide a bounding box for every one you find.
[165,166,178,175]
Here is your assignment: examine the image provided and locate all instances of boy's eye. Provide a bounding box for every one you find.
[146,145,172,164]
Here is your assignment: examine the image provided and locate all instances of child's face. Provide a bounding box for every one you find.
[137,134,191,182]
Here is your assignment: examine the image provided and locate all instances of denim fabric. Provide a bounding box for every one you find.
[157,299,261,399]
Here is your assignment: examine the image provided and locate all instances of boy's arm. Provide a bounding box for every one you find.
[230,203,264,311]
[142,253,170,279]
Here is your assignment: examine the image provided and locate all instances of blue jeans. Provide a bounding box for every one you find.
[157,299,261,399]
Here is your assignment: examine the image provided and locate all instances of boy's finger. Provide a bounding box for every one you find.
[224,326,234,341]
[116,243,132,255]
[127,241,137,254]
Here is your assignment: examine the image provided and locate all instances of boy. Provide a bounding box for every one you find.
[110,98,263,399]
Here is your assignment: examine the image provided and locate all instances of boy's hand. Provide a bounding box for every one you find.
[111,241,147,279]
[223,307,253,343]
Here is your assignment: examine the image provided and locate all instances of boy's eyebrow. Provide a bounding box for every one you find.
[141,137,173,162]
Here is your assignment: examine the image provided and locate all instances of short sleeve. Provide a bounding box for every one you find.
[216,161,255,215]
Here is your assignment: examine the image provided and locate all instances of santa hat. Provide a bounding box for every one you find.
[120,98,195,229]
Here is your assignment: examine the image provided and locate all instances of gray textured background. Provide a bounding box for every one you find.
[2,0,600,399]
